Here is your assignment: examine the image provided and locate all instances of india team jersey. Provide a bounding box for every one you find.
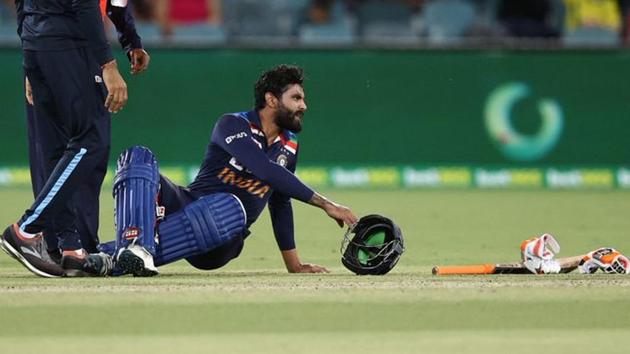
[188,111,313,250]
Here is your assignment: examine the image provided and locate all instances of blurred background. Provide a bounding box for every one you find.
[2,0,629,47]
[0,0,629,190]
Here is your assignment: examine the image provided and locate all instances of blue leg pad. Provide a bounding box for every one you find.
[113,146,159,255]
[154,193,246,266]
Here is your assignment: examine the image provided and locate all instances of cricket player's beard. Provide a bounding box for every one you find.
[275,105,304,133]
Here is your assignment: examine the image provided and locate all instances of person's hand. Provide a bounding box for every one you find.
[102,60,128,113]
[130,49,150,75]
[308,193,358,228]
[324,202,358,228]
[25,76,33,105]
[288,262,330,274]
[281,249,330,274]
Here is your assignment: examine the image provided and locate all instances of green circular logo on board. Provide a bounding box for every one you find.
[484,82,564,161]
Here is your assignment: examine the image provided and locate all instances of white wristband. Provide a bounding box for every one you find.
[111,0,128,7]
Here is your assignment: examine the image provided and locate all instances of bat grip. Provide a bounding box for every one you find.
[432,264,496,275]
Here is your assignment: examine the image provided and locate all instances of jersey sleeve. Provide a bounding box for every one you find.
[211,115,315,203]
[267,150,299,251]
[268,192,295,250]
[72,0,114,66]
[106,1,143,54]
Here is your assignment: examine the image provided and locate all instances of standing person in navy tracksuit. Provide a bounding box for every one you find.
[0,0,129,277]
[23,0,150,264]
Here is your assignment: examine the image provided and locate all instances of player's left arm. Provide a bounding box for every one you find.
[106,0,150,74]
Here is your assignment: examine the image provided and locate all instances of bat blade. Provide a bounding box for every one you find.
[492,263,531,274]
[432,262,529,275]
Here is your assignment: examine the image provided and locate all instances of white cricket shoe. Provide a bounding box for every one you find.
[116,244,158,277]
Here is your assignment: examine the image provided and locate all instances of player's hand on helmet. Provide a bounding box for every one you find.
[520,233,561,274]
[129,49,150,75]
[289,263,330,274]
[24,76,34,105]
[324,202,358,228]
[102,59,128,113]
[579,247,630,274]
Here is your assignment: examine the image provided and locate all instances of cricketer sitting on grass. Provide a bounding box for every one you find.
[95,64,358,276]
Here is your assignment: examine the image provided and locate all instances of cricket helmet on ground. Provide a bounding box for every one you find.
[341,214,405,275]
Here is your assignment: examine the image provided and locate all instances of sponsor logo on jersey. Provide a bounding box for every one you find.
[229,157,244,171]
[229,157,254,173]
[225,132,248,144]
[217,167,270,198]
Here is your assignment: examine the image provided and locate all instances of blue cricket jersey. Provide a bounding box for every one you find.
[188,111,315,250]
[16,0,113,65]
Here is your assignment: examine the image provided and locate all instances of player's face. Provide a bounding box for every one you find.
[275,84,307,133]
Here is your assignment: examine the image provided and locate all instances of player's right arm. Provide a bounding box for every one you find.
[214,115,315,202]
[308,193,357,228]
[213,115,357,227]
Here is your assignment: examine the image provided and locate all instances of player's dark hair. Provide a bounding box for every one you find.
[254,65,304,110]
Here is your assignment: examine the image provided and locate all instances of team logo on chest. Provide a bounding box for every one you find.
[276,154,288,167]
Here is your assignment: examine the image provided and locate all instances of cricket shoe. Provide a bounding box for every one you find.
[1,224,65,278]
[47,248,62,265]
[116,244,159,277]
[61,250,113,277]
[0,235,17,260]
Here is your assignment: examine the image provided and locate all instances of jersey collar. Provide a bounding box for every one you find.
[247,110,262,128]
[248,110,295,147]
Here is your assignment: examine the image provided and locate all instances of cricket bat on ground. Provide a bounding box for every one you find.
[432,256,582,275]
[432,263,529,275]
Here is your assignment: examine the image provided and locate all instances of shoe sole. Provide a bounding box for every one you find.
[117,249,158,277]
[64,269,94,277]
[0,238,18,261]
[62,255,111,278]
[0,235,62,278]
[61,256,92,278]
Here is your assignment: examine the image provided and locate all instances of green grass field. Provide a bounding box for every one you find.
[1,188,630,354]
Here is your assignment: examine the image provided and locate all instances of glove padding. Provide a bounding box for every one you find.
[520,234,561,274]
[579,247,630,274]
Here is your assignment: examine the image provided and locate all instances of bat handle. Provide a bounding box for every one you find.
[432,264,497,275]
